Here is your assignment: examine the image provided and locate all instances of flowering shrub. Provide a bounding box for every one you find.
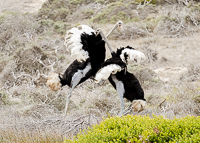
[65,115,200,143]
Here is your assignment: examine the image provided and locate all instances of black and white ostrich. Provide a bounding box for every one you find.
[46,21,123,114]
[94,29,146,115]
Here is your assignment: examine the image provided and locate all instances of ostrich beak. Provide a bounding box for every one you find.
[95,29,100,37]
[118,24,122,30]
[117,20,123,31]
[95,32,99,37]
[118,24,124,33]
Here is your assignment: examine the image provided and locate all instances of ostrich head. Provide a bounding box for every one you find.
[46,73,62,91]
[117,20,123,31]
[108,20,123,35]
[132,100,146,112]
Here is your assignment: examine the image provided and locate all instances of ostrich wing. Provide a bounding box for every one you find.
[116,46,146,64]
[64,25,95,62]
[94,64,122,83]
[94,57,126,83]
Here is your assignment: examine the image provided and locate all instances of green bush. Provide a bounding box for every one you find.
[53,21,70,35]
[92,2,130,24]
[38,0,160,23]
[65,115,200,143]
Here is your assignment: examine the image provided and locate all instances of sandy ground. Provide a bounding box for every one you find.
[0,0,46,13]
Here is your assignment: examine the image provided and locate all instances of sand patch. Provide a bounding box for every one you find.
[153,67,188,82]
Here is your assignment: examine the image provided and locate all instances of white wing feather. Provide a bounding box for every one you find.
[120,49,146,64]
[77,25,95,34]
[64,25,95,62]
[94,64,122,83]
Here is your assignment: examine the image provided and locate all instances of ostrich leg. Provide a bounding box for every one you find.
[111,75,125,116]
[64,88,74,115]
[64,71,83,114]
[120,103,133,116]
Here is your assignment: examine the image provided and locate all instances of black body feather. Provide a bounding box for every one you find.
[81,33,106,74]
[108,71,145,102]
[60,32,106,88]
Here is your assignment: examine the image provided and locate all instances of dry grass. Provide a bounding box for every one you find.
[0,105,100,143]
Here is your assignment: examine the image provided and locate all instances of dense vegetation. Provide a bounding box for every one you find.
[66,115,200,143]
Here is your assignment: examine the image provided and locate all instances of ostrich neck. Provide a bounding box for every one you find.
[106,24,117,38]
[100,31,114,53]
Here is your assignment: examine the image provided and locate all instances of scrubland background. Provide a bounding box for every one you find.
[0,0,200,142]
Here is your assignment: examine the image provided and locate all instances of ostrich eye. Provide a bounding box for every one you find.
[118,22,123,26]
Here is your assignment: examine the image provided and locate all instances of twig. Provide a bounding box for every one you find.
[48,90,61,104]
[62,121,84,135]
[158,99,166,108]
[73,115,88,122]
[164,0,174,5]
[88,109,91,127]
[37,56,58,72]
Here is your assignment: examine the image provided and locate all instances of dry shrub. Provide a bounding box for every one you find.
[135,68,160,87]
[145,83,200,118]
[0,30,12,47]
[39,0,158,24]
[38,0,99,22]
[110,23,151,40]
[67,4,95,22]
[28,90,66,112]
[0,11,68,59]
[9,45,66,88]
[181,64,200,82]
[0,60,16,87]
[0,12,40,54]
[4,46,51,87]
[137,4,158,20]
[0,56,12,73]
[92,96,115,112]
[154,16,188,37]
[14,46,47,72]
[0,106,101,143]
[0,92,9,105]
[91,1,158,24]
[154,6,200,37]
[139,44,158,62]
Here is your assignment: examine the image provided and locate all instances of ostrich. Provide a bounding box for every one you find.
[46,21,123,114]
[94,29,146,115]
